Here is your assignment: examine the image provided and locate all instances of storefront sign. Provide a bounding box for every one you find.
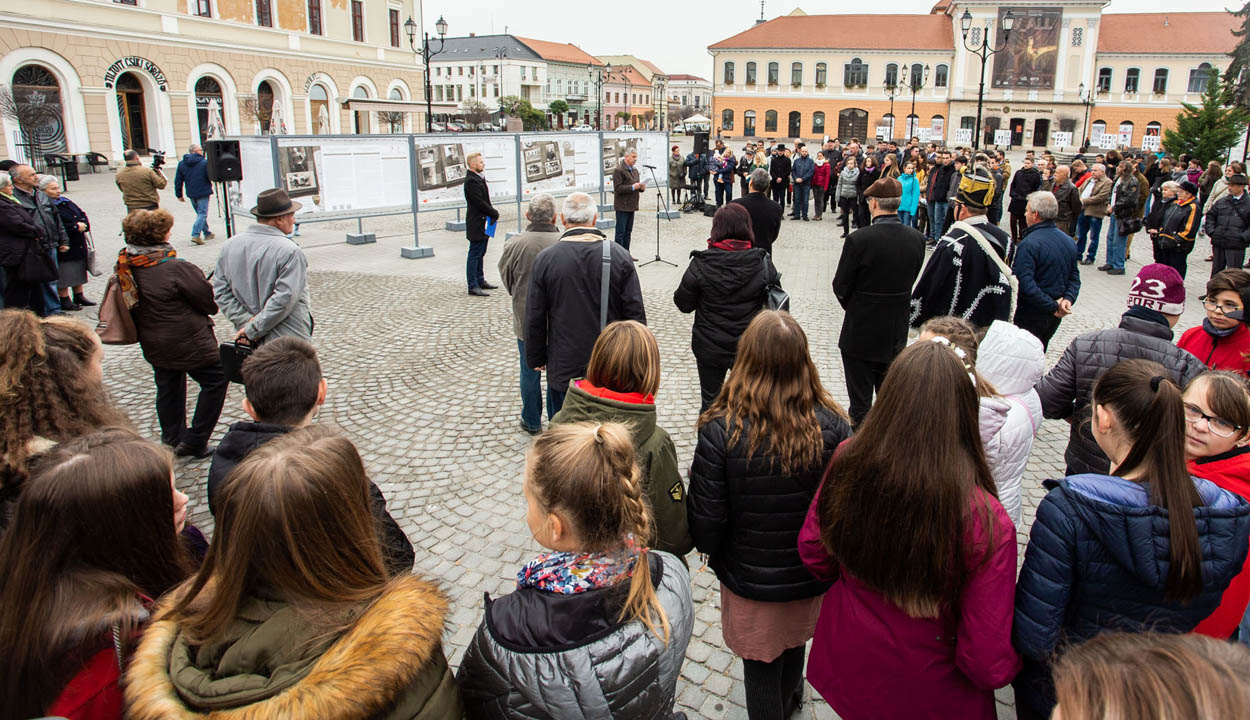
[104,57,168,91]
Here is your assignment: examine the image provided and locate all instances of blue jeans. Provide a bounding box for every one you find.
[547,386,566,420]
[792,183,810,217]
[1076,214,1103,260]
[928,201,948,242]
[466,240,488,289]
[42,248,60,315]
[517,339,542,431]
[615,210,635,250]
[899,210,915,228]
[190,195,211,238]
[1106,216,1126,270]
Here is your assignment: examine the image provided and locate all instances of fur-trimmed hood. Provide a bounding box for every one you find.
[124,574,463,719]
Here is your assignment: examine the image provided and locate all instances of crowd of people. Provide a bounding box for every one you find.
[8,135,1250,719]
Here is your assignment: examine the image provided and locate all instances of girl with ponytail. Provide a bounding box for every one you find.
[457,422,694,719]
[1013,359,1250,720]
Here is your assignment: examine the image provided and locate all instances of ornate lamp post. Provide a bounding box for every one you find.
[1077,82,1095,150]
[588,63,612,130]
[906,64,931,139]
[883,67,903,140]
[960,8,1014,150]
[404,13,448,133]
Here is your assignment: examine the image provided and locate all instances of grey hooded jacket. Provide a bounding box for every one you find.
[457,551,693,719]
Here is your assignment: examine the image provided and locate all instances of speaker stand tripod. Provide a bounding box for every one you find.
[639,165,677,269]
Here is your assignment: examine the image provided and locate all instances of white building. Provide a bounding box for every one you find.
[669,74,712,111]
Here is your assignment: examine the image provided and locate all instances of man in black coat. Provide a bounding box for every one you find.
[769,147,791,211]
[731,169,783,255]
[1008,156,1042,244]
[463,152,499,296]
[833,177,926,426]
[1206,173,1250,275]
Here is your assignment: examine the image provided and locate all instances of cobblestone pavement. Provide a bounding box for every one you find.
[55,159,1214,719]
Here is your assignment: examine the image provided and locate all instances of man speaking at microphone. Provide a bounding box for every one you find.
[612,148,646,258]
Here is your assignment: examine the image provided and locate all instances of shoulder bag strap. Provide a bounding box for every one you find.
[600,236,612,330]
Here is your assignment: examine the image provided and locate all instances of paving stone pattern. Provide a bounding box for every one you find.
[59,158,1214,719]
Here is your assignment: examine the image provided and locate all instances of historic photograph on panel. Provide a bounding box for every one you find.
[415,143,468,191]
[277,145,320,198]
[523,141,563,183]
[991,6,1061,89]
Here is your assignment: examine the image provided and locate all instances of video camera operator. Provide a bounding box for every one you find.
[116,148,167,211]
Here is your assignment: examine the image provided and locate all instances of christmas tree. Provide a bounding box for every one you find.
[1163,68,1247,165]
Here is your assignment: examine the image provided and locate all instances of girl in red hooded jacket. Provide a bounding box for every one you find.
[1178,269,1250,376]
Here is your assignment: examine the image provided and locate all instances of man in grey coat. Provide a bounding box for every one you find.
[213,188,313,343]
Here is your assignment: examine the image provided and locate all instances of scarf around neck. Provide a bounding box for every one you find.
[1204,317,1241,338]
[115,244,176,309]
[708,237,752,252]
[517,538,641,594]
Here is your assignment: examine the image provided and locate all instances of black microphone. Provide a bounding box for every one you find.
[643,164,656,169]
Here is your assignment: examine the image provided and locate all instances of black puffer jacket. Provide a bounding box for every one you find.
[1204,193,1250,250]
[1036,308,1207,476]
[673,247,777,368]
[1009,167,1042,215]
[687,405,852,602]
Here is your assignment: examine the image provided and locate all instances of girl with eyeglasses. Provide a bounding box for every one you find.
[1179,269,1250,375]
[1184,371,1250,644]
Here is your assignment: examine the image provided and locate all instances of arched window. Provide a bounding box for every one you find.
[931,115,945,139]
[1153,68,1169,94]
[256,79,275,134]
[765,109,778,132]
[787,110,801,138]
[882,112,895,138]
[1096,67,1112,93]
[743,109,756,137]
[934,64,949,88]
[812,110,825,135]
[909,63,925,90]
[838,107,868,141]
[721,108,734,130]
[194,76,223,142]
[1117,121,1134,145]
[905,113,919,138]
[844,58,867,87]
[815,62,827,87]
[12,64,67,153]
[1091,119,1106,142]
[885,63,899,87]
[117,72,149,149]
[791,62,803,86]
[745,62,757,85]
[1189,62,1215,93]
[386,87,405,132]
[1125,68,1140,93]
[1146,121,1162,134]
[352,85,370,134]
[723,61,735,85]
[767,62,779,85]
[309,84,330,134]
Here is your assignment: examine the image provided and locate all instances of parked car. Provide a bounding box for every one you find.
[476,122,494,132]
[430,122,447,132]
[572,124,595,132]
[673,124,686,134]
[618,124,634,131]
[445,122,465,132]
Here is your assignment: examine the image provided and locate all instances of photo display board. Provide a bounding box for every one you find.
[228,136,277,217]
[519,132,602,197]
[602,132,671,192]
[414,134,518,207]
[271,136,412,218]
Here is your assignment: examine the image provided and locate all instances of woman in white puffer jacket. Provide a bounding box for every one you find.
[917,318,1045,528]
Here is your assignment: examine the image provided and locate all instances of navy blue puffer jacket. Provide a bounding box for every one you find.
[1012,473,1250,718]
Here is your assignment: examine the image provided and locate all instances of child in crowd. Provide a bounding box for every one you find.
[551,321,692,558]
[1013,359,1250,720]
[126,427,463,718]
[0,429,191,719]
[457,422,693,718]
[918,317,1044,528]
[689,310,852,719]
[206,336,414,575]
[1051,632,1250,720]
[799,339,1020,719]
[1178,269,1250,375]
[1183,371,1250,642]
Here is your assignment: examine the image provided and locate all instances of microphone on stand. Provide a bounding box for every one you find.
[642,164,657,169]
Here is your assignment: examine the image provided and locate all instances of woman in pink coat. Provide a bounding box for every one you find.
[798,338,1021,719]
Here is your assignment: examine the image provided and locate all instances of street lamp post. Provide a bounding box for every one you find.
[883,69,903,140]
[1077,82,1095,151]
[588,64,612,130]
[403,13,448,133]
[960,9,1014,150]
[906,64,931,139]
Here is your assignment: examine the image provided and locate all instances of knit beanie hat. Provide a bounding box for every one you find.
[1126,263,1185,315]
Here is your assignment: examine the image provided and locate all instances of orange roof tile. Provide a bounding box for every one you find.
[1097,13,1238,54]
[709,13,952,50]
[669,74,709,82]
[638,59,666,76]
[514,37,603,66]
[608,67,650,86]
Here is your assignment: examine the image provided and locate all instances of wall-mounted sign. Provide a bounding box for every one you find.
[104,57,168,91]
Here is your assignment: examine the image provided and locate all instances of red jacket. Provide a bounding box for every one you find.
[798,486,1021,719]
[1178,323,1250,376]
[46,644,124,720]
[812,162,832,190]
[1191,447,1250,638]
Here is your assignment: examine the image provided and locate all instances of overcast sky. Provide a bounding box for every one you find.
[427,0,1241,81]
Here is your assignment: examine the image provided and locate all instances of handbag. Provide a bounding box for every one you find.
[85,230,101,276]
[220,337,255,384]
[1120,217,1143,235]
[17,237,57,284]
[761,258,790,311]
[95,276,138,345]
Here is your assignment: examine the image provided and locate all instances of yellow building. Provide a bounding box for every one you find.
[710,3,1239,150]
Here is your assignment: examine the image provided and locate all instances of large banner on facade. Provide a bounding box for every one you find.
[991,7,1061,89]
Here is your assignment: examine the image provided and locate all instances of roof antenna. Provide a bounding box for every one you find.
[756,1,766,24]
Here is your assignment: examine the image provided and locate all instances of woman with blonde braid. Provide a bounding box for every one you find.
[457,422,694,719]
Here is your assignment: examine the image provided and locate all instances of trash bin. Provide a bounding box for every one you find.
[58,158,80,183]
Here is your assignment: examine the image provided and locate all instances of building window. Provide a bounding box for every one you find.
[195,0,211,17]
[722,108,733,130]
[1153,68,1169,94]
[767,62,779,85]
[351,0,364,41]
[255,0,272,26]
[1091,120,1106,139]
[885,63,899,87]
[934,64,948,88]
[787,110,801,137]
[310,84,330,133]
[743,110,756,137]
[1096,67,1111,93]
[723,62,734,85]
[194,75,224,141]
[389,9,400,47]
[1125,68,1139,93]
[1118,121,1134,144]
[844,58,867,87]
[114,0,137,4]
[882,113,895,137]
[960,116,976,130]
[1189,63,1215,93]
[765,109,777,132]
[1072,27,1083,46]
[14,64,68,153]
[307,0,322,34]
[815,62,827,87]
[791,62,803,86]
[746,62,757,85]
[931,115,944,138]
[812,110,825,135]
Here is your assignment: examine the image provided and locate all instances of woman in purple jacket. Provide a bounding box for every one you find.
[798,338,1020,719]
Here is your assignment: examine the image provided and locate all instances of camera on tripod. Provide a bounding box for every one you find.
[150,151,166,170]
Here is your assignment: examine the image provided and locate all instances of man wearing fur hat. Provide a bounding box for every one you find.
[910,169,1017,329]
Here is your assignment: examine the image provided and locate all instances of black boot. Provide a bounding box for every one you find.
[60,296,81,312]
[74,292,96,307]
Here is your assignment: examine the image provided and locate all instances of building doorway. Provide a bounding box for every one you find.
[743,110,756,137]
[787,110,801,138]
[1009,117,1025,146]
[838,108,867,142]
[983,116,1001,147]
[194,76,222,144]
[115,72,148,153]
[1033,118,1050,147]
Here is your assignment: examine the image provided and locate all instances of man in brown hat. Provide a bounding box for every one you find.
[213,188,313,343]
[833,176,927,425]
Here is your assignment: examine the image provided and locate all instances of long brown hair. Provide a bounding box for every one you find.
[1053,632,1250,719]
[699,311,845,475]
[818,341,997,618]
[0,310,127,482]
[165,426,390,643]
[527,422,669,641]
[919,316,1000,398]
[586,320,661,397]
[1093,359,1202,601]
[0,429,188,718]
